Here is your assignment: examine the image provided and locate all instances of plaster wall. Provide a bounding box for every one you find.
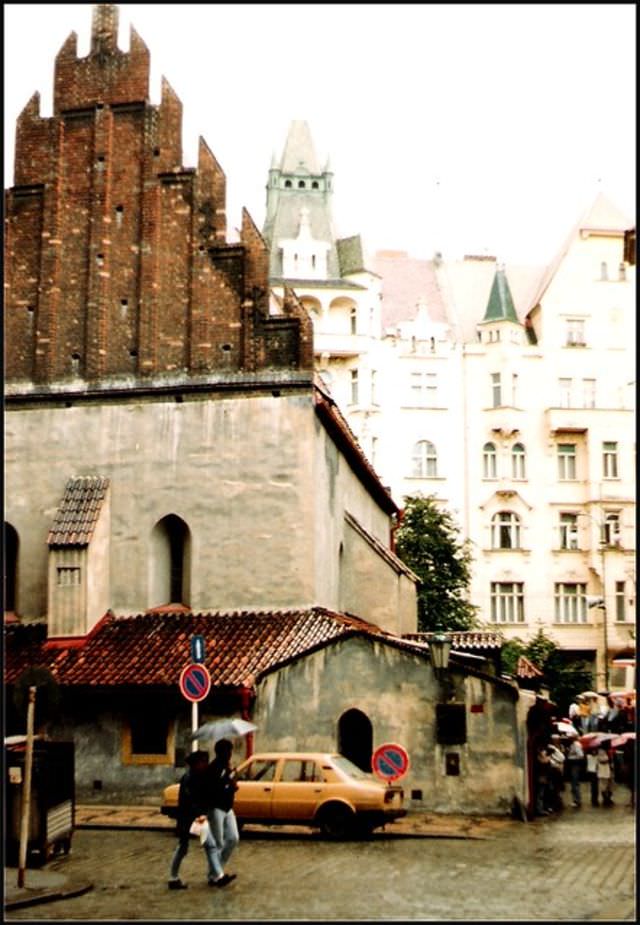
[252,637,524,815]
[5,392,317,619]
[311,413,416,634]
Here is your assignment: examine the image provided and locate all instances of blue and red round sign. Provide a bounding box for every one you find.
[372,743,410,782]
[179,663,211,702]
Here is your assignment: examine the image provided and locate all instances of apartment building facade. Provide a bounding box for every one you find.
[263,123,636,689]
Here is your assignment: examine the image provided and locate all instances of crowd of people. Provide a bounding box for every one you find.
[168,738,240,890]
[533,692,635,818]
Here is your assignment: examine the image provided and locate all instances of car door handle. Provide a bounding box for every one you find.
[263,786,272,792]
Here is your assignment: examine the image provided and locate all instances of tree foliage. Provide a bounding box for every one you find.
[394,494,478,632]
[500,629,593,714]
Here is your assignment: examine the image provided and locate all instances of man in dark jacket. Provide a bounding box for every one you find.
[168,750,216,890]
[205,738,240,887]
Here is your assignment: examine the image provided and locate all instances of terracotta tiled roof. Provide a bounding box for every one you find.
[47,476,110,547]
[516,655,543,679]
[404,631,504,650]
[4,607,423,689]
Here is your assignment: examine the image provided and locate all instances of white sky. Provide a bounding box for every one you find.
[4,3,636,266]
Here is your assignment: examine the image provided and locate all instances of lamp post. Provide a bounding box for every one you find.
[577,511,610,691]
[429,633,453,699]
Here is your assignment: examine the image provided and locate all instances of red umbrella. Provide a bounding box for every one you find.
[610,731,636,749]
[579,732,617,750]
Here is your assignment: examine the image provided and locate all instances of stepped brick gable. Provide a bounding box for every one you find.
[5,4,312,387]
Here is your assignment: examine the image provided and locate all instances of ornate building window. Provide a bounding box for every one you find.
[491,511,521,549]
[602,442,619,479]
[412,440,438,478]
[350,368,359,404]
[559,513,579,549]
[483,442,497,479]
[603,511,621,546]
[557,443,577,480]
[511,443,526,479]
[554,582,587,623]
[490,582,525,623]
[491,372,502,408]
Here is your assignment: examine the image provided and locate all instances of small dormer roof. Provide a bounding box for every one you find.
[47,476,110,547]
[480,267,519,324]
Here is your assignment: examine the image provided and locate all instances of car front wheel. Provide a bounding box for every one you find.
[317,803,356,840]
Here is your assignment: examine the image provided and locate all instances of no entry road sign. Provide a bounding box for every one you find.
[179,663,211,703]
[372,742,410,782]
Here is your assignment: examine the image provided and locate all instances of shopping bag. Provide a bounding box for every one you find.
[189,818,211,844]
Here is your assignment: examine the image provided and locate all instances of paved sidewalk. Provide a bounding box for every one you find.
[74,803,515,838]
[4,807,515,909]
[4,868,93,911]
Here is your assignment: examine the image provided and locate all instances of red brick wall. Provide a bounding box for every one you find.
[5,3,312,386]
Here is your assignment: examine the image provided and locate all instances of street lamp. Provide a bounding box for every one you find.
[429,633,453,700]
[429,633,452,676]
[577,511,610,691]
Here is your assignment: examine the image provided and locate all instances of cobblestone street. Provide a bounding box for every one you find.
[4,800,635,921]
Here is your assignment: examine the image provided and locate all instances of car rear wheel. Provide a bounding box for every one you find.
[317,803,356,840]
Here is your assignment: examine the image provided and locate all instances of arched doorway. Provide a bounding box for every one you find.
[4,522,18,613]
[338,708,373,772]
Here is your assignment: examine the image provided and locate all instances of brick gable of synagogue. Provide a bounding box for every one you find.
[4,4,313,387]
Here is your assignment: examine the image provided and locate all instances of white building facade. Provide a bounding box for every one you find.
[263,124,636,691]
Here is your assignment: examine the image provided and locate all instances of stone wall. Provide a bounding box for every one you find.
[254,636,525,815]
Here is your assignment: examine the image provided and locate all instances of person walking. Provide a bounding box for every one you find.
[534,744,552,816]
[205,738,240,887]
[586,747,600,806]
[566,737,584,807]
[168,750,217,890]
[569,695,584,732]
[596,745,614,806]
[621,738,635,808]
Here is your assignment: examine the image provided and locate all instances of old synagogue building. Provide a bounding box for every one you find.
[4,4,532,816]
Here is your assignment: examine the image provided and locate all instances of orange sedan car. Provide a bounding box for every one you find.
[161,751,406,838]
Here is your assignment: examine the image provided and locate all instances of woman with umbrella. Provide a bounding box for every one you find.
[167,750,217,890]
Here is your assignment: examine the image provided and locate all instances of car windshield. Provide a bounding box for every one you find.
[332,755,374,780]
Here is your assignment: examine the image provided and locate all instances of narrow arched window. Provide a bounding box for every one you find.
[350,306,357,335]
[412,440,437,478]
[284,179,292,188]
[491,511,521,549]
[512,443,526,479]
[150,514,191,607]
[483,442,497,479]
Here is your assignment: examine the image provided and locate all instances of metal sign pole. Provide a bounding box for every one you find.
[17,686,36,888]
[192,700,198,752]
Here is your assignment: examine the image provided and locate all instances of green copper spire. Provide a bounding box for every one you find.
[482,268,519,323]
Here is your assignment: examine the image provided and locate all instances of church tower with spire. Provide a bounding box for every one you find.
[263,120,339,280]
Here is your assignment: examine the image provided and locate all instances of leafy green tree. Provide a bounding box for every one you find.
[500,629,593,713]
[394,494,478,632]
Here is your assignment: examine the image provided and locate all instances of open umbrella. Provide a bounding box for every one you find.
[578,732,617,751]
[610,731,636,749]
[190,718,257,743]
[553,720,578,737]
